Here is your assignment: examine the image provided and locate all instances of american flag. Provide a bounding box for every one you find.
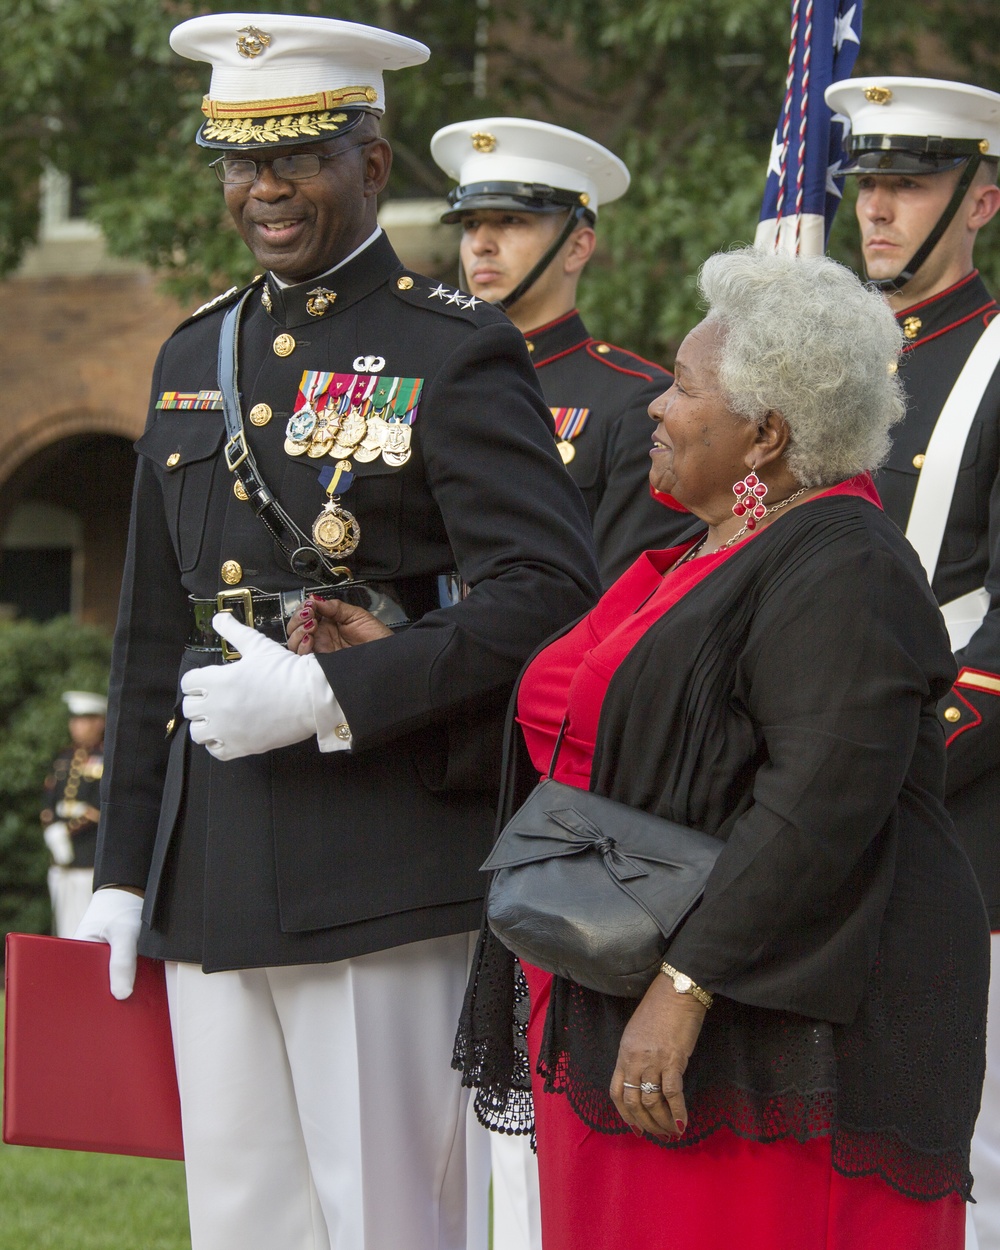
[755,0,863,257]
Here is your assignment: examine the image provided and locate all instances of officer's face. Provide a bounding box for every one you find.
[854,168,966,288]
[68,715,105,751]
[222,133,391,283]
[459,210,566,304]
[648,321,758,520]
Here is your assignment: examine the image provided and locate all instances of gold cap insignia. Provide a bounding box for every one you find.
[306,287,337,317]
[981,140,991,155]
[236,26,271,59]
[471,132,497,153]
[863,86,893,105]
[903,316,922,340]
[579,192,590,207]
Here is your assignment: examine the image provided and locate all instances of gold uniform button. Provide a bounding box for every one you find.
[396,276,414,291]
[525,340,535,353]
[903,316,922,340]
[249,403,272,426]
[233,480,249,501]
[912,453,926,469]
[221,560,243,585]
[273,333,296,357]
[166,452,181,468]
[334,722,352,741]
[595,343,611,354]
[944,706,962,723]
[165,717,176,734]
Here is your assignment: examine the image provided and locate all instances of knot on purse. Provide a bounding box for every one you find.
[543,807,648,882]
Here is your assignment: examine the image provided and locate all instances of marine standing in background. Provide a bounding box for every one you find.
[432,118,693,587]
[41,690,105,938]
[827,76,1000,1250]
[73,14,599,1250]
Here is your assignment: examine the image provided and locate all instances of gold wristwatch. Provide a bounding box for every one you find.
[660,962,713,1010]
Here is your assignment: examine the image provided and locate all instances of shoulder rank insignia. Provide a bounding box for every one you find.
[157,390,224,410]
[190,285,239,318]
[551,407,591,464]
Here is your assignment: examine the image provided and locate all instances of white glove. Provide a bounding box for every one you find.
[43,820,74,866]
[181,613,344,761]
[73,887,144,1000]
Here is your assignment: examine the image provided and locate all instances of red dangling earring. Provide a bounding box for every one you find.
[732,471,768,529]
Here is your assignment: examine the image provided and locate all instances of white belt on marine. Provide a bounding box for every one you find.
[904,313,1000,650]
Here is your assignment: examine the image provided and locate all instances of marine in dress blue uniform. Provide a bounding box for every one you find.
[431,118,692,587]
[828,76,1000,1250]
[74,16,599,1250]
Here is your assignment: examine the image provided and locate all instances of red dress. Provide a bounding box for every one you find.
[515,478,965,1250]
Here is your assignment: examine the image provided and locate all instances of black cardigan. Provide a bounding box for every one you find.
[456,495,989,1201]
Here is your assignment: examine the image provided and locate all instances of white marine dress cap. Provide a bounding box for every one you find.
[431,117,630,221]
[825,77,1000,174]
[169,12,429,148]
[63,691,108,717]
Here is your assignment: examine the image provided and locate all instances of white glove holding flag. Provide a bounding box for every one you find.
[43,820,74,866]
[181,613,348,761]
[73,887,144,1000]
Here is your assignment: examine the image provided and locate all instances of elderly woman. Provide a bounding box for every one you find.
[442,247,986,1250]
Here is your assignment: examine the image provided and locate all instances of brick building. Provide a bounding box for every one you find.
[0,178,457,632]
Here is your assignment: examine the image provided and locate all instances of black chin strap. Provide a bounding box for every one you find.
[868,155,982,294]
[490,205,591,314]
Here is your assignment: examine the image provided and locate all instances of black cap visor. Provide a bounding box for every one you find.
[196,107,369,151]
[841,133,987,176]
[441,181,594,224]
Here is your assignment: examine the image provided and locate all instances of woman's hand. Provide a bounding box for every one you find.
[287,596,393,655]
[610,973,708,1138]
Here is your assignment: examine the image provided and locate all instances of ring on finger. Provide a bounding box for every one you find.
[639,1081,661,1095]
[622,1082,642,1090]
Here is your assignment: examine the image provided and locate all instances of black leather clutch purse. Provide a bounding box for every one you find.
[482,777,723,998]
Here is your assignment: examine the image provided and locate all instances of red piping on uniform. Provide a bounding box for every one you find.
[897,269,983,317]
[902,302,998,353]
[524,309,580,337]
[533,341,590,369]
[944,688,983,747]
[584,342,670,382]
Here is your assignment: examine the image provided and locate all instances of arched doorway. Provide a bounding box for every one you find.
[0,433,136,630]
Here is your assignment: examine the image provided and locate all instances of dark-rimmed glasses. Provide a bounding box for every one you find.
[210,141,371,186]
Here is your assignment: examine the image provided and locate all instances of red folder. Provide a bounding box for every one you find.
[3,932,184,1159]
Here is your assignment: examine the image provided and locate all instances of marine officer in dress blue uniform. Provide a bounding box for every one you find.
[431,119,693,588]
[827,76,1000,1250]
[73,15,599,1250]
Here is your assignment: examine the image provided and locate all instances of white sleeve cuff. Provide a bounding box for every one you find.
[306,655,353,752]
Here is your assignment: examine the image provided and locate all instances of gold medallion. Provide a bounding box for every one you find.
[285,437,309,456]
[307,437,334,458]
[353,443,382,463]
[273,333,296,357]
[338,410,367,448]
[382,423,412,466]
[311,501,361,556]
[383,448,412,467]
[249,403,273,426]
[557,440,576,464]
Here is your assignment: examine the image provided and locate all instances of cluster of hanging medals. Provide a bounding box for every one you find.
[284,370,423,558]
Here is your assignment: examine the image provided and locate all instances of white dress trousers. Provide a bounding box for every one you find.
[165,932,489,1250]
[47,865,94,939]
[969,933,1000,1250]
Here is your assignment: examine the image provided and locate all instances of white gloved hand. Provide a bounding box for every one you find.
[73,887,144,1000]
[181,613,336,761]
[43,820,74,866]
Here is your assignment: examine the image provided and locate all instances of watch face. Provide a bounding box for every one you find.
[675,974,693,994]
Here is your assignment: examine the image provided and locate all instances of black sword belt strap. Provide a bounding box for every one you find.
[218,294,347,584]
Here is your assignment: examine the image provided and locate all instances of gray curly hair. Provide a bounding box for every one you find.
[698,247,905,487]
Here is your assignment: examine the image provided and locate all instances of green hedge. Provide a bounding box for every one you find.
[0,617,113,943]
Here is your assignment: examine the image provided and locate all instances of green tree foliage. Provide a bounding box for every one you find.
[2,0,1000,361]
[0,618,112,941]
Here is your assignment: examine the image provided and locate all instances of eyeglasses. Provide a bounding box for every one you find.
[210,141,370,186]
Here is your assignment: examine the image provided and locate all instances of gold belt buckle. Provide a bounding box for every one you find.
[215,587,255,662]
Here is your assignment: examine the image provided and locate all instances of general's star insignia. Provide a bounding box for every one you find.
[445,290,465,305]
[461,295,481,309]
[428,283,450,300]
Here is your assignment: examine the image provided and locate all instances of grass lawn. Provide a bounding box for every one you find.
[0,993,191,1250]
